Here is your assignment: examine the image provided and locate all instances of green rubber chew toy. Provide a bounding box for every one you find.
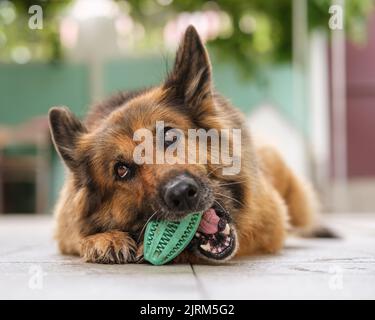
[144,212,202,265]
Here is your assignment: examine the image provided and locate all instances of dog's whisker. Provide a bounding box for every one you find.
[194,199,199,212]
[207,165,227,177]
[214,192,245,208]
[214,199,227,214]
[137,209,159,244]
[217,180,247,187]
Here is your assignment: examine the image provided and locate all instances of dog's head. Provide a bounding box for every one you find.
[49,26,246,262]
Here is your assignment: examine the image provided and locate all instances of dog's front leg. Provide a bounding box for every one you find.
[80,230,137,264]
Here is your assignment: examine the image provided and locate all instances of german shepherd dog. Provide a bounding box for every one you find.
[49,26,326,264]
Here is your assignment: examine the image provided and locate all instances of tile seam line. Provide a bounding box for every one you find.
[190,263,210,300]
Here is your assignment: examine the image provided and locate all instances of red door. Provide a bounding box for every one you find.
[346,12,375,177]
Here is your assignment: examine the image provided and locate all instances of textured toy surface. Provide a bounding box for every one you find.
[144,212,203,265]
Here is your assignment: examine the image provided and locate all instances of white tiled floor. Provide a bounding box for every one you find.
[0,214,374,299]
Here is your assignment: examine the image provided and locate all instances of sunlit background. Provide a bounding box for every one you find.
[0,0,374,215]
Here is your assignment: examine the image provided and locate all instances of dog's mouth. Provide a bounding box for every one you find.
[192,205,237,261]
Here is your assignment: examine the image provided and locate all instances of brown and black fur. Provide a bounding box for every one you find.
[49,26,325,264]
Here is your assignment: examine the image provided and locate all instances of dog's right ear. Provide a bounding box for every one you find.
[48,106,87,171]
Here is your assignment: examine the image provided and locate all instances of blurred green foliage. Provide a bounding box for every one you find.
[0,0,373,75]
[128,0,373,75]
[0,0,69,63]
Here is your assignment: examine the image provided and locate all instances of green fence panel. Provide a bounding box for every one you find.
[0,63,90,124]
[104,56,299,128]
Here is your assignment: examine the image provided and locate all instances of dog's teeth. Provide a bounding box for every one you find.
[223,224,230,235]
[195,232,201,238]
[200,243,212,252]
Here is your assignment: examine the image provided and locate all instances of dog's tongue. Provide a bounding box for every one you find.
[198,208,220,234]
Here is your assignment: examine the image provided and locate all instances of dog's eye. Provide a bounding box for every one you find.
[114,162,129,179]
[164,127,178,147]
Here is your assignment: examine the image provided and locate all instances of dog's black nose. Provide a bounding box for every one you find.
[163,175,199,212]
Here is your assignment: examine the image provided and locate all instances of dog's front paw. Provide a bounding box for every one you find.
[81,231,137,264]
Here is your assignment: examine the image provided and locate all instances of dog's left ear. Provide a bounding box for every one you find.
[164,25,212,109]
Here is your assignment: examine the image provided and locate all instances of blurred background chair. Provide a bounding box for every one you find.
[0,117,51,214]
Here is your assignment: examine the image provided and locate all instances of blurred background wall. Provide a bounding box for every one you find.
[0,0,374,214]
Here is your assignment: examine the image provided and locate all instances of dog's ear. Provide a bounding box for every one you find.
[164,25,212,109]
[48,106,87,171]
